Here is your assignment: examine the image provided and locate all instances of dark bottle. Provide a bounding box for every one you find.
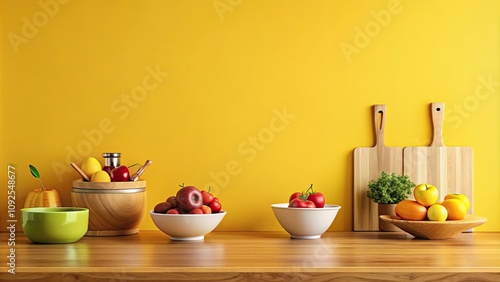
[102,153,121,176]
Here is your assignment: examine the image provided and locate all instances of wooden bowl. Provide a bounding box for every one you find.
[71,180,146,236]
[379,215,487,239]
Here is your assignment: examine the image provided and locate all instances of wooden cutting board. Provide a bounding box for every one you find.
[403,102,474,216]
[354,105,403,231]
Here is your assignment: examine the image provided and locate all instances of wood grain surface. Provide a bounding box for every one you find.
[72,180,146,189]
[403,103,474,213]
[71,180,147,236]
[380,215,486,240]
[1,231,499,281]
[354,105,403,231]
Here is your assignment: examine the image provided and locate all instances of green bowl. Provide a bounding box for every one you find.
[21,207,89,243]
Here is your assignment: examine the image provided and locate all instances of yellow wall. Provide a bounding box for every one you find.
[1,0,499,232]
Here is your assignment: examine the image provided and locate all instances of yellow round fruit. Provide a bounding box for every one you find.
[444,193,470,211]
[91,170,111,182]
[427,204,448,221]
[81,157,102,179]
[441,199,467,220]
[413,183,439,207]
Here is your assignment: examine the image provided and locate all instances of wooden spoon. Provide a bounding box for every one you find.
[130,160,152,181]
[70,163,90,182]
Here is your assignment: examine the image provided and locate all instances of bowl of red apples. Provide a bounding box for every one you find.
[150,185,226,241]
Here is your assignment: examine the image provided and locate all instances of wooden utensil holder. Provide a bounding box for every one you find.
[71,180,146,236]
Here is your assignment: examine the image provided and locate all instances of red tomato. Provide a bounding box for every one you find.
[288,198,316,208]
[289,192,302,203]
[307,192,325,208]
[201,190,215,205]
[301,184,325,208]
[209,200,222,213]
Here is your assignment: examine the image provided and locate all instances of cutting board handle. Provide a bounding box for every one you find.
[373,104,386,147]
[431,102,445,147]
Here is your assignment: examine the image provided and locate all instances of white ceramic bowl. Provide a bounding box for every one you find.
[150,210,226,241]
[271,203,341,239]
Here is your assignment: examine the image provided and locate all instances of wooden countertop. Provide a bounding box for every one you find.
[1,231,499,281]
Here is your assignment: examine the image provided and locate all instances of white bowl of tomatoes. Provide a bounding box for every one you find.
[271,204,341,239]
[271,185,341,239]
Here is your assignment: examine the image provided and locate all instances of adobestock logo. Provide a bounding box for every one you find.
[51,64,169,181]
[8,0,71,54]
[446,74,499,130]
[299,235,335,269]
[340,0,404,63]
[404,74,498,172]
[213,0,243,21]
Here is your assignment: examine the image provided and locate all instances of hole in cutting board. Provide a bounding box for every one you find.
[377,110,383,130]
[436,107,441,111]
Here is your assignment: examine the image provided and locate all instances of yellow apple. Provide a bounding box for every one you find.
[413,184,438,207]
[81,157,102,179]
[444,193,470,211]
[427,204,448,221]
[91,170,111,182]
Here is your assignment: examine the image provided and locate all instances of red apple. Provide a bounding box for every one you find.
[176,186,203,212]
[166,209,180,214]
[110,165,130,182]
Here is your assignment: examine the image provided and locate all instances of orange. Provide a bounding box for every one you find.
[444,193,471,211]
[395,200,427,221]
[441,199,467,220]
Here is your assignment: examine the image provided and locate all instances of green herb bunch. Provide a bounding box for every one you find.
[366,171,415,204]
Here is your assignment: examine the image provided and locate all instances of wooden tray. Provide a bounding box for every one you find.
[379,215,486,240]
